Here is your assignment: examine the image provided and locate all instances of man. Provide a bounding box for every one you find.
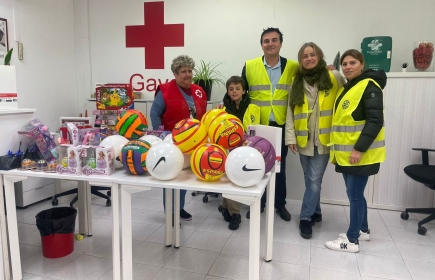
[243,28,298,221]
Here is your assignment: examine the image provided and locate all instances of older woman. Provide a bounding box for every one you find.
[150,55,207,221]
[325,49,386,252]
[285,42,344,239]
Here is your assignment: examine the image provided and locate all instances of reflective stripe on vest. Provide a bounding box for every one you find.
[295,130,308,136]
[320,110,332,117]
[294,113,308,120]
[332,140,385,152]
[245,57,298,125]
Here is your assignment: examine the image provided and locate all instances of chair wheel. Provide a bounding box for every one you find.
[191,192,196,196]
[106,200,111,207]
[51,198,58,206]
[107,191,111,197]
[218,205,223,212]
[203,196,208,203]
[400,212,409,220]
[418,226,427,235]
[214,194,219,198]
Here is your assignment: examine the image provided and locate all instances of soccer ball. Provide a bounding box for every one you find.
[240,136,276,173]
[115,109,148,139]
[120,140,151,175]
[146,142,184,180]
[201,108,227,129]
[208,114,244,149]
[172,118,208,154]
[191,143,227,181]
[139,134,163,146]
[100,135,129,169]
[225,146,265,187]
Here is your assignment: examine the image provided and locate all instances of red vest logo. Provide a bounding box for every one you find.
[126,2,184,69]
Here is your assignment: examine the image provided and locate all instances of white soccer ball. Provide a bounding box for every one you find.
[225,146,265,187]
[100,135,129,169]
[163,133,173,143]
[146,142,184,180]
[139,134,163,145]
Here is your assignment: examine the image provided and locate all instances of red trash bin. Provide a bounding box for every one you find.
[36,207,77,258]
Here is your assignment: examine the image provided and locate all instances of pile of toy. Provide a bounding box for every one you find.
[114,108,277,188]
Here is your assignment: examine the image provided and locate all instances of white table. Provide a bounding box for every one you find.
[0,169,126,280]
[118,169,275,280]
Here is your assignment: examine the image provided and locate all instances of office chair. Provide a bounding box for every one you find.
[400,148,435,235]
[191,191,219,203]
[52,186,111,207]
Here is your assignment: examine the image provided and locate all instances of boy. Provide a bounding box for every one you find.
[221,76,260,230]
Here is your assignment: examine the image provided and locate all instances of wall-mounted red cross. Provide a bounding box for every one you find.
[126,2,184,69]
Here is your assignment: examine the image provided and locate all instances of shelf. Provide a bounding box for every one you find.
[386,72,435,78]
[0,108,36,115]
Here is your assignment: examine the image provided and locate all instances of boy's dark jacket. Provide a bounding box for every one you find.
[223,92,251,122]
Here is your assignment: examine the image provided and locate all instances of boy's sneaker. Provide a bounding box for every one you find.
[221,207,231,222]
[228,214,241,230]
[339,229,370,241]
[299,220,312,239]
[180,209,192,221]
[325,235,360,253]
[310,213,322,226]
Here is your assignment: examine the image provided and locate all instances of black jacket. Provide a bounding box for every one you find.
[335,69,387,176]
[223,91,251,122]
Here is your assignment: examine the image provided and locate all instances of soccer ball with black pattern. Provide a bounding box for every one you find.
[145,142,184,180]
[225,146,265,187]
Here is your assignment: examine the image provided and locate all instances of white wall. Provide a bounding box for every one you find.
[81,0,435,200]
[0,0,79,130]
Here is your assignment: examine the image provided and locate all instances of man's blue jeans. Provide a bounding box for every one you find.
[163,189,186,213]
[299,147,329,221]
[343,173,369,242]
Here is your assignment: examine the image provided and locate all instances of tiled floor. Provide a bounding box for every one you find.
[15,189,435,280]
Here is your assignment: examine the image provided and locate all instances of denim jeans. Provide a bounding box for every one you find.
[163,189,186,213]
[299,146,329,221]
[343,173,369,243]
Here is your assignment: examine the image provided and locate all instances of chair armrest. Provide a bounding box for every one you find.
[412,148,435,165]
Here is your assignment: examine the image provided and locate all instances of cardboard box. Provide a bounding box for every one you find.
[95,83,134,110]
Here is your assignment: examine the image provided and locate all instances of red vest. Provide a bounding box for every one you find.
[156,79,207,131]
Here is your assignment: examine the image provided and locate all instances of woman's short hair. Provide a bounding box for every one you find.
[340,49,364,65]
[171,55,195,74]
[297,42,324,71]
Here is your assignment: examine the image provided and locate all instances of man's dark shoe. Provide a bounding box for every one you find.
[228,214,241,230]
[180,209,192,221]
[299,220,312,239]
[310,213,322,226]
[276,205,291,221]
[245,208,264,219]
[221,207,231,222]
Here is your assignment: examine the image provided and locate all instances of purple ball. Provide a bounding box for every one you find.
[240,136,276,173]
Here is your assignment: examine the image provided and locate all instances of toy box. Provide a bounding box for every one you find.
[56,145,114,176]
[96,84,134,111]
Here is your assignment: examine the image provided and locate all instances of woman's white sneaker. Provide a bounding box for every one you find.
[339,229,370,241]
[325,235,360,253]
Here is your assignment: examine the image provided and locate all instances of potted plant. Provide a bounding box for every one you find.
[192,60,225,101]
[401,62,408,72]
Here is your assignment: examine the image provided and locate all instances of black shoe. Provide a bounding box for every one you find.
[221,207,231,222]
[228,214,241,230]
[299,220,312,239]
[246,208,264,219]
[276,205,291,221]
[310,213,322,226]
[180,209,192,221]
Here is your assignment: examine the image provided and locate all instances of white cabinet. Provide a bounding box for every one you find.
[15,177,55,208]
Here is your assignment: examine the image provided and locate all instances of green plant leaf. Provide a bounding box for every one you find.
[192,60,226,88]
[4,48,13,65]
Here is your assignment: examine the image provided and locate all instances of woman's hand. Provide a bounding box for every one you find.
[349,149,362,164]
[216,104,224,109]
[288,144,297,154]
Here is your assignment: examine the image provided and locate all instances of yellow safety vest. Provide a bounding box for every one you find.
[222,104,261,132]
[329,78,386,166]
[293,72,339,147]
[245,57,298,125]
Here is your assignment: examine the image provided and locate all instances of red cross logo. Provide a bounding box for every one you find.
[125,2,184,69]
